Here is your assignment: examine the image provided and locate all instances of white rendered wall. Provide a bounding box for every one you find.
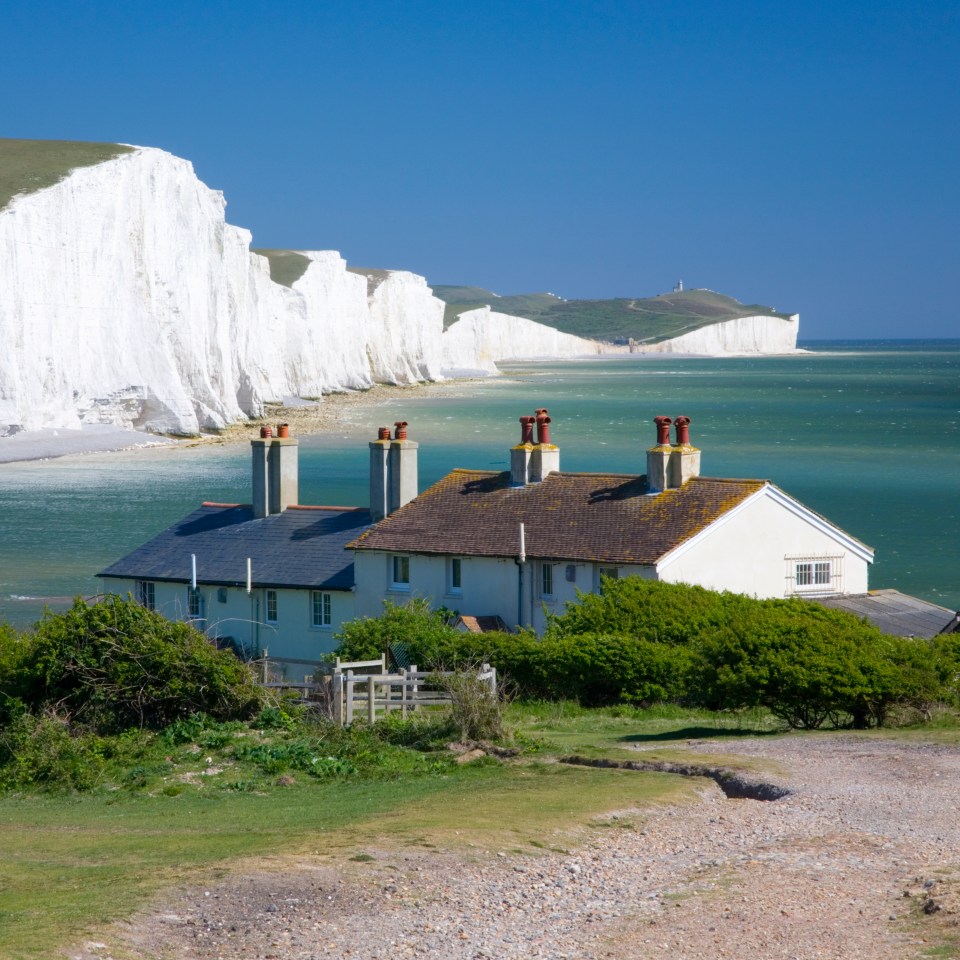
[656,489,870,598]
[353,552,658,634]
[100,578,353,677]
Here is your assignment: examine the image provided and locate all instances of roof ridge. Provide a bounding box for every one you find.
[201,501,243,508]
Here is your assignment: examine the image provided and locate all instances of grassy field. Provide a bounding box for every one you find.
[0,139,133,212]
[0,703,754,958]
[433,284,793,343]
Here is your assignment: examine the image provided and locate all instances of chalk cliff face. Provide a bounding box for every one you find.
[631,314,800,356]
[441,306,603,374]
[0,143,800,438]
[0,147,447,436]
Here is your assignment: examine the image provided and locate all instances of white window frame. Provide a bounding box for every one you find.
[541,562,555,599]
[447,557,463,596]
[265,589,278,623]
[187,588,204,620]
[311,590,332,628]
[786,555,843,596]
[136,580,156,611]
[390,554,410,591]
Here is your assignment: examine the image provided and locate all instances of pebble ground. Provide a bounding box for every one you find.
[72,736,960,960]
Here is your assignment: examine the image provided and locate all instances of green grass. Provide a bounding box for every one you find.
[433,284,793,342]
[253,249,312,288]
[0,755,694,957]
[8,700,952,957]
[509,701,787,773]
[0,139,134,212]
[0,702,748,957]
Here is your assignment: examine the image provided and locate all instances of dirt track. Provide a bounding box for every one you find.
[70,736,960,960]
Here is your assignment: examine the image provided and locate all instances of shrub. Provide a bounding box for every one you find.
[439,668,504,741]
[0,709,104,792]
[335,599,462,664]
[9,596,264,732]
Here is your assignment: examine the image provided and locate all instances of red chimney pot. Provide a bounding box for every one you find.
[277,423,290,439]
[519,415,535,444]
[377,426,391,441]
[535,412,552,445]
[674,416,691,445]
[653,416,672,446]
[394,421,408,441]
[259,426,273,439]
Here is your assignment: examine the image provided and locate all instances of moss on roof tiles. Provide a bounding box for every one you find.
[352,470,765,563]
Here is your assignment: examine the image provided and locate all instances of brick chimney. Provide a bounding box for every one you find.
[370,422,419,521]
[251,425,299,518]
[646,415,700,492]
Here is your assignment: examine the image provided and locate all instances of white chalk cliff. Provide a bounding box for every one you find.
[0,144,799,437]
[440,306,604,374]
[630,314,800,356]
[0,146,446,436]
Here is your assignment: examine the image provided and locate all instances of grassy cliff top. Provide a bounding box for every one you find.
[0,139,135,212]
[253,249,313,288]
[433,285,794,343]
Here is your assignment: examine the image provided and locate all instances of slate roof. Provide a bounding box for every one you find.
[814,589,959,639]
[348,470,766,564]
[99,503,372,590]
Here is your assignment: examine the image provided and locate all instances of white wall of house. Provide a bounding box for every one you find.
[353,551,521,625]
[100,577,354,678]
[352,552,658,633]
[656,488,871,598]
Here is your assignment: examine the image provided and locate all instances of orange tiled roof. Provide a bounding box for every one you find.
[349,470,766,564]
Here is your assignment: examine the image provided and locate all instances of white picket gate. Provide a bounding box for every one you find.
[331,658,497,726]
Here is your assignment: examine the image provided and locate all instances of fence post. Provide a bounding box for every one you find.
[484,663,497,697]
[262,652,270,685]
[367,674,376,725]
[345,670,354,725]
[332,671,343,726]
[410,665,418,713]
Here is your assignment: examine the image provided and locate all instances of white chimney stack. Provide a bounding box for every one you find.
[251,424,299,518]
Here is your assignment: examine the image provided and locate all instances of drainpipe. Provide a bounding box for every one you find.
[515,522,526,628]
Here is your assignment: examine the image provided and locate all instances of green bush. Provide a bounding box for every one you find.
[4,596,264,733]
[334,599,462,664]
[331,579,946,728]
[0,710,104,792]
[690,598,935,729]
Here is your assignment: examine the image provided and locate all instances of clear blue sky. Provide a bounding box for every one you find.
[4,0,958,338]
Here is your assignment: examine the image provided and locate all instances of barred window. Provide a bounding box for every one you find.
[788,556,842,594]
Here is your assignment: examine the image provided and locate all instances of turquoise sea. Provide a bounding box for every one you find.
[0,340,958,628]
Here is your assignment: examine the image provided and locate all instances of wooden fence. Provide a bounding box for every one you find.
[260,655,497,726]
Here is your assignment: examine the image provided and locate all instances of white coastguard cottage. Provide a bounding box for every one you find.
[348,412,874,634]
[99,426,364,678]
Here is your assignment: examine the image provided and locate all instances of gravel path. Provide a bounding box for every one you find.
[72,736,960,960]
